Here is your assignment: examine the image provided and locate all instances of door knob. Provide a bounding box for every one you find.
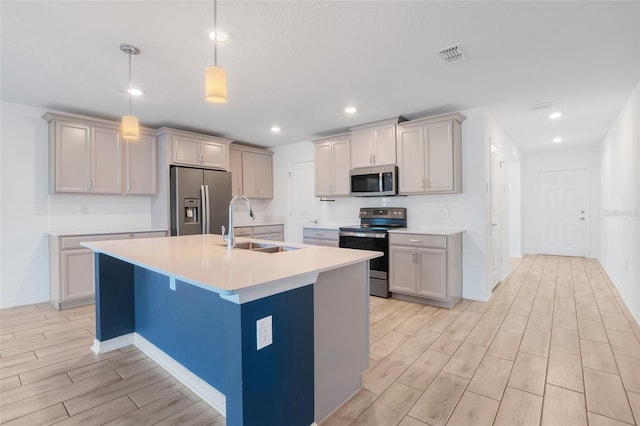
[310,219,318,224]
[579,217,585,221]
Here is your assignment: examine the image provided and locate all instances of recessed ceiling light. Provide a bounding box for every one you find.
[344,106,357,114]
[553,137,563,143]
[270,126,281,133]
[549,112,563,119]
[209,30,231,43]
[128,88,143,96]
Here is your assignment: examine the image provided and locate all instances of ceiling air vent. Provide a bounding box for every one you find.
[527,102,553,112]
[437,44,466,64]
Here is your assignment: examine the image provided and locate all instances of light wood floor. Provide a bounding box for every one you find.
[0,304,224,425]
[321,255,640,426]
[1,255,639,425]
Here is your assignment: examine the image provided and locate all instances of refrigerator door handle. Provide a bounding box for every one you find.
[200,184,207,234]
[205,185,211,234]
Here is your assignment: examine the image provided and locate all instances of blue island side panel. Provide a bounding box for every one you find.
[235,285,315,426]
[95,253,135,341]
[134,267,226,393]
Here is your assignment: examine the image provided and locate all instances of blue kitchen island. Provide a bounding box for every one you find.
[83,234,380,426]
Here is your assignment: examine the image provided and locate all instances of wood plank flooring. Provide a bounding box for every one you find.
[1,255,639,425]
[322,255,640,426]
[0,304,223,425]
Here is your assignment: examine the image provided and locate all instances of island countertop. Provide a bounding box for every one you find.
[82,234,381,296]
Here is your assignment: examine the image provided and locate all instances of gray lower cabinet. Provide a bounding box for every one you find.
[233,224,284,242]
[389,232,462,308]
[49,230,167,309]
[302,228,339,247]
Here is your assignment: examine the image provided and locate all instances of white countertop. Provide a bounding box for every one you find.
[48,228,168,237]
[82,234,380,296]
[388,227,465,236]
[303,225,342,231]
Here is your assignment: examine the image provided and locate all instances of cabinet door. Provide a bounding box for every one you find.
[229,149,243,196]
[172,135,201,165]
[55,122,91,192]
[241,152,258,198]
[314,142,333,196]
[372,124,396,166]
[202,140,227,170]
[389,246,417,294]
[397,126,426,194]
[350,130,373,168]
[416,248,447,300]
[320,239,339,247]
[255,154,273,199]
[425,121,454,193]
[332,139,351,195]
[91,127,121,194]
[61,248,95,300]
[124,134,157,195]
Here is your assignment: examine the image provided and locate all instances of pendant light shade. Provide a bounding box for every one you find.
[206,65,227,103]
[120,44,140,139]
[122,115,139,139]
[206,0,227,103]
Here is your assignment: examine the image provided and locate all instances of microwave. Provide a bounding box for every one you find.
[350,165,398,197]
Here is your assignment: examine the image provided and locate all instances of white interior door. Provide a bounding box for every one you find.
[538,169,587,256]
[491,147,505,288]
[289,161,320,243]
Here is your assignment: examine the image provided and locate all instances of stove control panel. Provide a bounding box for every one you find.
[359,207,406,219]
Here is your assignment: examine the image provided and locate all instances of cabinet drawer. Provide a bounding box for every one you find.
[303,228,339,240]
[389,233,446,249]
[253,224,284,235]
[258,233,284,242]
[60,233,132,250]
[303,238,321,246]
[234,227,252,237]
[134,231,167,239]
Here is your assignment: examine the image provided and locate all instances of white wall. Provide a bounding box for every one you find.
[521,146,601,257]
[485,112,519,283]
[271,108,493,301]
[598,81,640,323]
[508,161,522,257]
[0,101,153,308]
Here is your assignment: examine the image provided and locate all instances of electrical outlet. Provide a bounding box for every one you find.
[256,315,272,350]
[80,205,88,215]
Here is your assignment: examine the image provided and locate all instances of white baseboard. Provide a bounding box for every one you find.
[599,264,640,327]
[134,333,226,417]
[92,334,135,354]
[92,333,226,417]
[0,296,49,309]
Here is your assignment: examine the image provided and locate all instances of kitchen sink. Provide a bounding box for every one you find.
[227,242,301,253]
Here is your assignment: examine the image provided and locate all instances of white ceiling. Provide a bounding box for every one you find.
[2,1,639,152]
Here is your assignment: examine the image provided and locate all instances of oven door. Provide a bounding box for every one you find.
[338,232,388,274]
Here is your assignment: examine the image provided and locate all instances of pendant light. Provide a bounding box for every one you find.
[205,0,227,103]
[120,44,140,139]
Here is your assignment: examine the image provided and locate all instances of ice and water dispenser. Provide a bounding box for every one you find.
[184,198,200,224]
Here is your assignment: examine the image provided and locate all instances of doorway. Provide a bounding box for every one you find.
[537,169,587,256]
[288,161,320,243]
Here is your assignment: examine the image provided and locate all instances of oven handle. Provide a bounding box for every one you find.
[339,231,387,239]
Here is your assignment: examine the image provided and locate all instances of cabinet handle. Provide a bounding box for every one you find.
[91,178,95,191]
[412,252,417,263]
[373,153,376,164]
[127,181,131,192]
[87,178,90,191]
[425,178,430,189]
[422,178,426,190]
[409,239,422,243]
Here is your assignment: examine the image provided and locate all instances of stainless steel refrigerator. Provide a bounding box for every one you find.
[170,166,232,236]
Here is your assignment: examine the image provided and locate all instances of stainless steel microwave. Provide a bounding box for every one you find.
[350,165,398,197]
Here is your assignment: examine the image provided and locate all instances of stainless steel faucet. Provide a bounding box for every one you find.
[227,195,254,249]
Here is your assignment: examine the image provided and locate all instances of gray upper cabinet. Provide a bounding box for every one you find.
[45,112,160,195]
[228,144,274,199]
[397,112,465,195]
[313,134,351,197]
[162,128,232,171]
[349,117,400,168]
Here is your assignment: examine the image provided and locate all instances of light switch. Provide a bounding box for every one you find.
[256,315,273,350]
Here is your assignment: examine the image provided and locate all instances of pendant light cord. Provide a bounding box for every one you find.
[128,51,133,116]
[213,0,218,66]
